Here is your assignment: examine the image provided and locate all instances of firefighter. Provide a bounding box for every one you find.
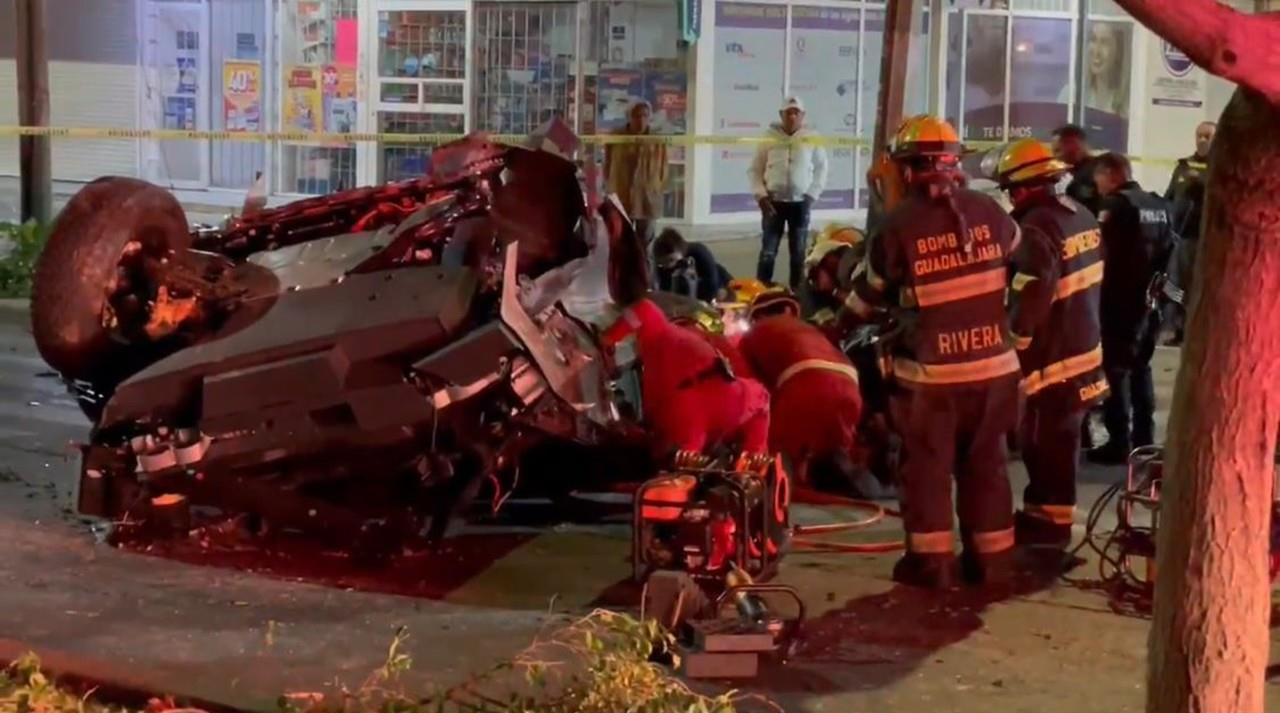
[1087,153,1177,465]
[602,297,771,457]
[803,228,864,329]
[835,115,1022,589]
[735,289,890,498]
[995,138,1109,551]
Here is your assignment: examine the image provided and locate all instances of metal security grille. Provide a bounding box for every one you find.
[378,111,466,183]
[279,0,359,195]
[472,2,577,135]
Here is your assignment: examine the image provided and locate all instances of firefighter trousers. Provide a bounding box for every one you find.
[889,377,1019,559]
[1019,384,1085,532]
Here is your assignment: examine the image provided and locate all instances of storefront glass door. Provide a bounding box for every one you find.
[140,0,212,189]
[373,0,470,183]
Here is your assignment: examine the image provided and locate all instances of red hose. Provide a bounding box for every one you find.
[788,486,905,554]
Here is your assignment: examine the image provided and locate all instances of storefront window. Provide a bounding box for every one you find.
[961,13,1009,142]
[473,3,576,136]
[379,111,466,183]
[584,0,690,219]
[1009,16,1072,140]
[375,8,469,183]
[1080,19,1132,151]
[278,0,359,194]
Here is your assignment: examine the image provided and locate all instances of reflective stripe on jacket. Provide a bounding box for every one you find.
[1009,193,1108,408]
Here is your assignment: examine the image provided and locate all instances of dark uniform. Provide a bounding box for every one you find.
[1096,183,1177,457]
[1064,156,1102,217]
[1163,156,1208,343]
[844,186,1022,583]
[1008,193,1109,544]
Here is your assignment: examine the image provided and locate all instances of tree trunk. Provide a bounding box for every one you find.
[1146,87,1280,713]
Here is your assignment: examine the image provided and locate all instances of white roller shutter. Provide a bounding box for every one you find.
[0,0,139,181]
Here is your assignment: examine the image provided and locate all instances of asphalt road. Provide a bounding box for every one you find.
[1,295,1274,713]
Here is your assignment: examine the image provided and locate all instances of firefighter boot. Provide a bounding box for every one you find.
[892,552,958,590]
[961,548,1014,591]
[1014,510,1072,550]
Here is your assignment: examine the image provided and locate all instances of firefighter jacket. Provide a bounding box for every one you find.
[843,186,1022,391]
[737,316,863,464]
[1008,192,1109,409]
[1098,182,1178,368]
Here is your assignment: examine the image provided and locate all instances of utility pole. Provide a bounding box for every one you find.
[865,0,913,232]
[15,0,52,225]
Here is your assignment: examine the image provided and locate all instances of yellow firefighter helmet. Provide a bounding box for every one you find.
[748,286,802,321]
[891,115,962,159]
[726,278,769,305]
[996,137,1069,187]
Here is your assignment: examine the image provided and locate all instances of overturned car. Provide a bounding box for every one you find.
[31,133,677,552]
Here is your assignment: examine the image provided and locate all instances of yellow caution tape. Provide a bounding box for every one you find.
[0,125,1180,165]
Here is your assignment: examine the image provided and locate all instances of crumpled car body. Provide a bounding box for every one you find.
[32,129,656,550]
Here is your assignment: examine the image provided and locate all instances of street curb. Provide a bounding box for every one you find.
[0,639,265,713]
[0,298,29,313]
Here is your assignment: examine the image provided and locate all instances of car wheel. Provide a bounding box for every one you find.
[31,178,192,383]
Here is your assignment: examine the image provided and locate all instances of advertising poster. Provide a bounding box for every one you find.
[597,67,645,133]
[1010,17,1071,140]
[1150,39,1204,109]
[710,1,787,214]
[645,71,689,135]
[789,5,858,210]
[322,64,358,134]
[177,57,198,95]
[222,59,262,133]
[284,65,323,133]
[1082,20,1132,152]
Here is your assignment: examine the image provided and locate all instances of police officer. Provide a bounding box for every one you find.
[835,116,1022,590]
[1088,153,1178,465]
[1161,121,1214,346]
[995,139,1109,551]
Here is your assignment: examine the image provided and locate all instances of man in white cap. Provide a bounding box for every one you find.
[748,96,829,289]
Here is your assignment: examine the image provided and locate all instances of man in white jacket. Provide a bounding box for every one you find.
[748,96,829,288]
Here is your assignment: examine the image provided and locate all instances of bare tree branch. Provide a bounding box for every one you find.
[1112,0,1280,103]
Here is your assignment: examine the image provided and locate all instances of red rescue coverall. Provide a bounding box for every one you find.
[603,299,771,455]
[736,316,862,479]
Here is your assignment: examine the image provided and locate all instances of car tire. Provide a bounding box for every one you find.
[31,178,192,383]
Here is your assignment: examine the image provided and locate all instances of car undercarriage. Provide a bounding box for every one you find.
[31,132,674,555]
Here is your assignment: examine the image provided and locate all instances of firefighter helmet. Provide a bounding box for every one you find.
[996,138,1069,187]
[804,225,863,272]
[891,115,962,160]
[726,278,769,305]
[748,287,802,320]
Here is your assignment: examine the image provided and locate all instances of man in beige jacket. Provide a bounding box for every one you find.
[604,100,669,248]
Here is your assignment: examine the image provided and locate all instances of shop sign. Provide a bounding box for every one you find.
[223,59,262,133]
[1150,38,1203,108]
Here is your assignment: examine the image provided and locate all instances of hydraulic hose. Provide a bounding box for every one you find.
[788,487,905,554]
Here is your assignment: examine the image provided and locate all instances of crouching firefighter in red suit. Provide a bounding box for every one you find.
[839,116,1023,590]
[603,299,771,454]
[996,138,1109,552]
[736,289,892,499]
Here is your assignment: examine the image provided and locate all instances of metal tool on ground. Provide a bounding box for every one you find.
[1068,445,1280,612]
[640,567,805,680]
